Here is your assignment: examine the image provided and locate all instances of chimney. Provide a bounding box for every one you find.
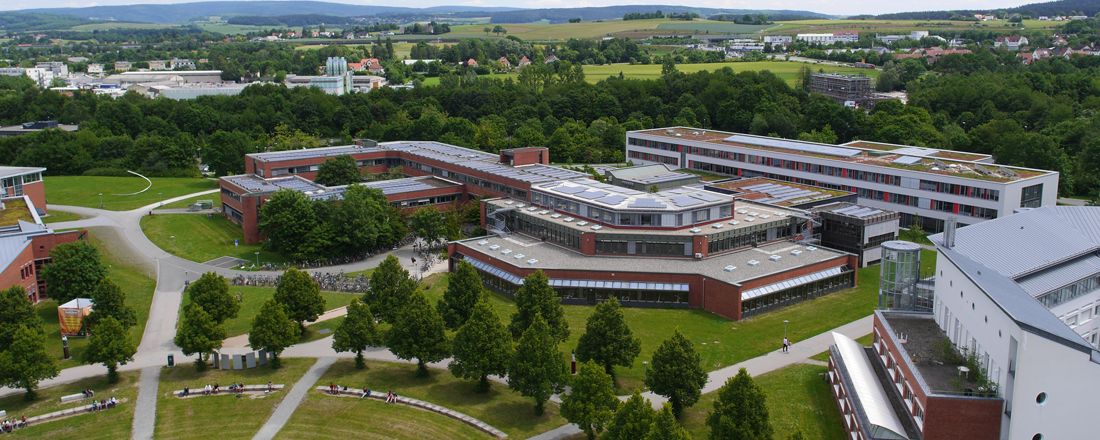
[943,216,957,249]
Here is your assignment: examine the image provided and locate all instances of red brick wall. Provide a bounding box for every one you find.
[874,315,930,405]
[922,396,1002,440]
[23,181,46,213]
[502,148,550,166]
[0,244,38,301]
[30,230,83,260]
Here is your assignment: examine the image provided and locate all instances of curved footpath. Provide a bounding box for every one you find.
[1,189,874,440]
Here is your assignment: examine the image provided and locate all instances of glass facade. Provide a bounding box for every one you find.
[1020,183,1043,208]
[741,270,853,317]
[1038,274,1100,309]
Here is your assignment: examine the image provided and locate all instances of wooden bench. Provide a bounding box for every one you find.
[59,393,89,403]
[173,384,285,397]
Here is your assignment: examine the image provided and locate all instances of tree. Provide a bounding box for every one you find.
[0,325,58,400]
[449,298,512,392]
[365,255,418,322]
[0,286,41,350]
[575,298,640,381]
[332,299,382,369]
[314,155,361,186]
[707,368,772,440]
[86,279,137,330]
[41,241,107,305]
[187,272,238,325]
[409,207,447,246]
[203,130,254,176]
[387,292,449,377]
[508,314,567,415]
[604,391,656,440]
[258,189,319,258]
[438,260,484,329]
[561,360,618,440]
[82,317,135,383]
[174,303,226,371]
[274,268,325,331]
[509,270,569,342]
[248,300,300,368]
[646,404,691,440]
[645,331,707,418]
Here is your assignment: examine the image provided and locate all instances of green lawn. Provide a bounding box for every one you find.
[655,22,771,33]
[42,210,85,223]
[155,358,314,439]
[682,364,846,440]
[140,214,283,264]
[315,359,565,438]
[811,333,874,362]
[45,176,216,211]
[180,286,359,337]
[280,393,491,439]
[766,18,1058,35]
[159,194,222,210]
[37,232,156,369]
[0,372,139,439]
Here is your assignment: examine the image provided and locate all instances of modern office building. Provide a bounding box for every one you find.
[809,73,874,106]
[0,171,84,303]
[703,177,857,209]
[624,128,1059,232]
[811,202,900,267]
[827,207,1100,440]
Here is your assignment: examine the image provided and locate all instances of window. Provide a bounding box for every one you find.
[1020,184,1043,208]
[693,209,710,222]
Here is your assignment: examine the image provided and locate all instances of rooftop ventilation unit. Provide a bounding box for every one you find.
[790,249,803,256]
[690,228,702,233]
[760,214,770,219]
[527,259,539,265]
[769,255,782,262]
[489,245,500,251]
[712,224,723,229]
[477,240,489,246]
[551,214,562,219]
[737,209,748,214]
[806,246,818,251]
[591,225,602,230]
[501,249,512,255]
[747,260,760,266]
[514,254,525,259]
[527,207,538,211]
[749,212,759,216]
[723,265,737,272]
[515,203,526,208]
[564,217,575,222]
[538,210,550,215]
[729,220,740,225]
[504,201,514,205]
[577,221,589,226]
[745,217,755,222]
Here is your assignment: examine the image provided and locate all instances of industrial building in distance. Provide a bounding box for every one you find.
[625,127,1059,232]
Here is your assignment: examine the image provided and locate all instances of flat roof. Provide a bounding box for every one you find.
[606,164,699,185]
[842,140,993,162]
[456,234,847,288]
[0,197,35,228]
[0,124,77,133]
[222,174,324,195]
[534,178,732,213]
[222,174,461,200]
[811,202,898,221]
[630,127,1053,182]
[706,177,851,207]
[0,167,46,180]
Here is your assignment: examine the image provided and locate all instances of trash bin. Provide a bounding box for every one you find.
[167,354,175,367]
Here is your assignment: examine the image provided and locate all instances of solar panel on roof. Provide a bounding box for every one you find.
[690,192,725,202]
[595,195,627,205]
[892,155,923,165]
[669,195,703,207]
[628,198,667,209]
[723,135,862,157]
[576,190,609,200]
[555,185,587,195]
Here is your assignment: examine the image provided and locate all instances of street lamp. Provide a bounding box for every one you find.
[62,335,70,359]
[254,251,260,267]
[98,193,103,209]
[783,319,789,340]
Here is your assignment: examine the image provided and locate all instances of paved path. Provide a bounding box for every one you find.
[252,357,336,440]
[131,366,161,440]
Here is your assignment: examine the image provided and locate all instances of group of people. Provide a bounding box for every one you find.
[383,391,399,404]
[1,417,28,433]
[80,389,95,398]
[89,397,118,412]
[330,384,397,404]
[179,382,271,398]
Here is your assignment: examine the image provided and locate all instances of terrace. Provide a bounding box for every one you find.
[631,127,1053,182]
[879,312,994,397]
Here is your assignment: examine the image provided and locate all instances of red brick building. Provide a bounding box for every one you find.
[1,167,47,214]
[0,193,84,303]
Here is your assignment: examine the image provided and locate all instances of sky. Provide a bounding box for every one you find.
[1,0,1038,16]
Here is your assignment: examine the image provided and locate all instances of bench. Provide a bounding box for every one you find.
[59,393,89,403]
[23,399,126,426]
[0,410,6,418]
[173,384,285,397]
[314,387,508,438]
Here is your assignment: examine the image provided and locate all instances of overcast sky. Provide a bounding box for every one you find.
[1,0,1036,16]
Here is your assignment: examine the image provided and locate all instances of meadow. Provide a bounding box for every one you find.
[44,176,217,211]
[764,18,1060,35]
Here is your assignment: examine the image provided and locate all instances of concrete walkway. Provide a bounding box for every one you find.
[131,367,161,440]
[252,357,336,440]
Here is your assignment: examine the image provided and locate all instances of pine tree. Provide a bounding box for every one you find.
[86,279,137,330]
[707,368,772,440]
[332,299,382,369]
[449,298,512,392]
[438,260,484,329]
[0,286,41,350]
[508,313,567,415]
[386,292,449,377]
[509,270,568,341]
[645,331,707,418]
[365,255,418,322]
[174,303,226,371]
[188,272,238,324]
[646,404,691,440]
[274,267,325,331]
[0,324,58,400]
[561,360,618,439]
[604,390,656,440]
[575,298,640,381]
[82,317,135,383]
[248,300,300,368]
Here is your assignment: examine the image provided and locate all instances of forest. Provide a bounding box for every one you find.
[1,52,1099,198]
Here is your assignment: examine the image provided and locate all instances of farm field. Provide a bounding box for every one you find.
[449,19,770,41]
[295,41,451,60]
[655,22,771,33]
[69,22,176,31]
[194,22,305,35]
[765,18,1060,35]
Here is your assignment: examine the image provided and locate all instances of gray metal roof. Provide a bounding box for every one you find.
[1016,254,1100,297]
[0,235,32,274]
[723,134,862,158]
[831,332,910,440]
[607,164,698,185]
[535,178,733,213]
[891,155,923,165]
[246,145,375,162]
[0,167,46,180]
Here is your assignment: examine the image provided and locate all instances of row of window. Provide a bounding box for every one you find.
[930,200,998,219]
[920,180,1000,201]
[271,164,319,176]
[627,150,678,166]
[595,239,690,257]
[531,191,726,228]
[394,194,458,208]
[628,137,682,153]
[502,211,581,250]
[872,333,927,428]
[467,258,690,305]
[221,187,242,202]
[1039,274,1100,309]
[741,271,853,317]
[19,264,33,280]
[406,160,529,200]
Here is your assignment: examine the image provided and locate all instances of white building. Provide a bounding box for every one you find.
[763,35,793,46]
[624,128,1059,232]
[797,32,859,45]
[170,58,196,70]
[87,64,104,74]
[34,62,68,78]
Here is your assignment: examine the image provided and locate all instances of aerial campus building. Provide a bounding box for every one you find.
[219,141,861,320]
[827,208,1100,440]
[625,128,1059,232]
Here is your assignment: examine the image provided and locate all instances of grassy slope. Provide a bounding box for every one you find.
[45,176,216,211]
[448,19,770,41]
[682,364,846,440]
[37,232,155,369]
[179,285,359,337]
[139,214,283,264]
[280,393,491,439]
[766,18,1059,35]
[315,360,565,438]
[159,194,222,210]
[155,358,314,439]
[0,372,140,439]
[42,210,85,223]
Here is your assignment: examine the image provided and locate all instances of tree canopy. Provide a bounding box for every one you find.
[274,267,325,330]
[175,303,226,371]
[0,324,58,400]
[449,298,512,392]
[386,292,450,376]
[82,316,135,383]
[314,154,361,186]
[187,272,239,325]
[331,299,382,369]
[509,270,569,342]
[604,391,657,440]
[248,300,300,368]
[86,278,137,330]
[707,368,772,440]
[41,241,107,305]
[645,331,707,418]
[561,360,619,440]
[365,255,418,323]
[438,259,484,329]
[575,298,640,381]
[508,313,567,415]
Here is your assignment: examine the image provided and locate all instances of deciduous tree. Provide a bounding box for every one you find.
[646,404,691,440]
[509,314,567,415]
[332,299,382,369]
[449,299,511,392]
[314,154,361,186]
[575,298,640,381]
[0,286,41,350]
[509,270,568,342]
[248,300,300,368]
[42,241,107,305]
[258,189,319,257]
[645,331,706,418]
[187,272,238,325]
[0,324,58,400]
[604,390,656,440]
[274,268,325,331]
[82,317,135,383]
[365,255,418,322]
[707,368,772,440]
[86,279,137,330]
[175,303,225,371]
[561,360,618,439]
[409,207,447,246]
[387,292,449,377]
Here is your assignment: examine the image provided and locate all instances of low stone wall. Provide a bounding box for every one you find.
[314,386,507,438]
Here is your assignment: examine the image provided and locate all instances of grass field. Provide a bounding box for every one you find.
[180,285,359,337]
[140,214,283,265]
[682,363,846,440]
[155,358,313,439]
[280,393,491,439]
[295,41,448,60]
[655,22,771,33]
[69,22,176,31]
[36,231,156,369]
[766,18,1060,35]
[0,372,139,439]
[159,194,222,210]
[314,360,565,438]
[42,210,85,223]
[45,176,216,211]
[193,22,284,35]
[449,19,766,41]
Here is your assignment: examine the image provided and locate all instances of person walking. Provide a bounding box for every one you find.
[782,337,790,353]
